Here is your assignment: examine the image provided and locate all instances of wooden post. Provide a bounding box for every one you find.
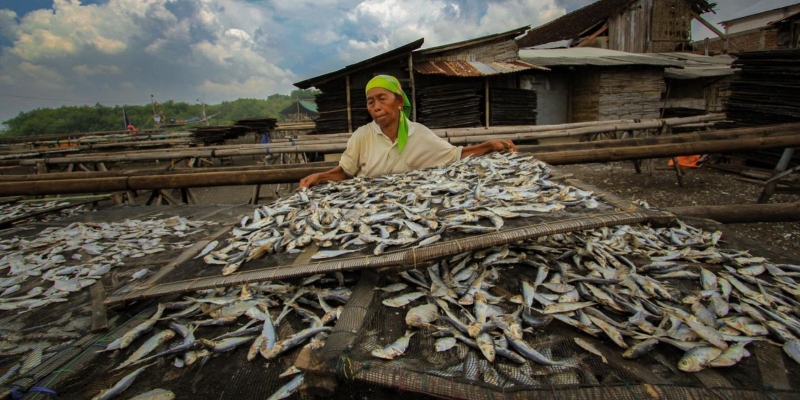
[408,53,417,122]
[758,148,796,203]
[484,78,490,128]
[96,162,122,205]
[346,74,353,133]
[251,184,262,205]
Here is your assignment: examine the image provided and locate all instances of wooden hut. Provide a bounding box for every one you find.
[279,100,318,122]
[518,48,683,123]
[411,26,549,128]
[770,10,800,48]
[517,0,716,53]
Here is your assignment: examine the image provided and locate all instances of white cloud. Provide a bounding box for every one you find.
[0,0,576,124]
[73,64,121,76]
[338,0,563,63]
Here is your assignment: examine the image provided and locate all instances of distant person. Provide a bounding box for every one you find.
[299,75,515,188]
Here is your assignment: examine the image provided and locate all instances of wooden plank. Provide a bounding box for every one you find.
[759,148,796,203]
[89,281,109,332]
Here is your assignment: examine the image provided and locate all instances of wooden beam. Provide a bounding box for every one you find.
[408,53,417,122]
[692,12,743,51]
[484,78,490,128]
[533,134,800,165]
[576,24,608,47]
[346,74,353,133]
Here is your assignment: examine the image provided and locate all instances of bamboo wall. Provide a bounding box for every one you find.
[598,67,665,120]
[570,68,601,122]
[650,0,694,52]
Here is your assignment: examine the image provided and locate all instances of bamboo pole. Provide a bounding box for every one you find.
[4,135,800,197]
[534,134,800,165]
[666,202,800,223]
[517,123,799,153]
[0,166,336,196]
[0,162,338,182]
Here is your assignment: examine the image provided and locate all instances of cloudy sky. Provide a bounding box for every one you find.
[0,0,746,125]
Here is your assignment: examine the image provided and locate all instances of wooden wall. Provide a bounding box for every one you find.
[422,39,518,62]
[608,0,652,53]
[608,0,694,53]
[597,67,665,120]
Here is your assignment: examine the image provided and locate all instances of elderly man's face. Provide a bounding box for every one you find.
[367,87,404,128]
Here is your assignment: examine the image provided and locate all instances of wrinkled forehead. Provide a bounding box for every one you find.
[366,87,398,100]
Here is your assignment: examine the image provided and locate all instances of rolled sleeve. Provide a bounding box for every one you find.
[338,129,363,177]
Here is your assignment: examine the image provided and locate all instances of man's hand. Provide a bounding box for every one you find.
[299,166,351,188]
[490,139,517,153]
[299,173,321,189]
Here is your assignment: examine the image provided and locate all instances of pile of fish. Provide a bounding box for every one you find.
[0,216,215,312]
[72,273,352,400]
[204,152,598,275]
[0,200,88,226]
[368,221,800,387]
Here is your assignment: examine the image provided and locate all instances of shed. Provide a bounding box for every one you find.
[692,0,800,54]
[411,26,549,128]
[519,48,682,123]
[654,52,736,116]
[770,9,800,48]
[517,0,716,53]
[279,100,318,122]
[294,39,424,134]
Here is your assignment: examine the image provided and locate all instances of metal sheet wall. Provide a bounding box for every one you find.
[520,73,570,125]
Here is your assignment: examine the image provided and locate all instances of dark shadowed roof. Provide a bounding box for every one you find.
[294,39,424,89]
[517,0,716,49]
[415,26,529,55]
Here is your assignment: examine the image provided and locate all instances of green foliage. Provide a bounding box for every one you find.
[0,89,321,137]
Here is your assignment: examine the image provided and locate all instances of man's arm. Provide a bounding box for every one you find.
[299,166,351,188]
[461,139,517,159]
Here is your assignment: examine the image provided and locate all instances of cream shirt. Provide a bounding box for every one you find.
[339,121,462,178]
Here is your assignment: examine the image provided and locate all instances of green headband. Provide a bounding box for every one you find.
[366,75,411,154]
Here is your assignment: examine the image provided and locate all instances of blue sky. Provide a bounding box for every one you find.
[0,0,744,125]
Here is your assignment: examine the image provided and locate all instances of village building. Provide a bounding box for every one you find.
[516,0,715,53]
[278,100,318,122]
[693,0,800,54]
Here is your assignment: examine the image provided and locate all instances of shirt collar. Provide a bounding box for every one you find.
[370,119,415,138]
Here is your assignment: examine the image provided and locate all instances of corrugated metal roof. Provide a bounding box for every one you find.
[518,48,683,67]
[413,60,549,76]
[722,0,800,23]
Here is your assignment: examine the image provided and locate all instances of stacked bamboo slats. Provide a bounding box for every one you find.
[416,83,483,129]
[489,88,537,126]
[726,49,800,125]
[233,118,277,131]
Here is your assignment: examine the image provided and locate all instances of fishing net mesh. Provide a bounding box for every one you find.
[318,232,800,400]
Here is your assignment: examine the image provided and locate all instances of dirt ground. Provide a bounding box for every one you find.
[556,160,800,259]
